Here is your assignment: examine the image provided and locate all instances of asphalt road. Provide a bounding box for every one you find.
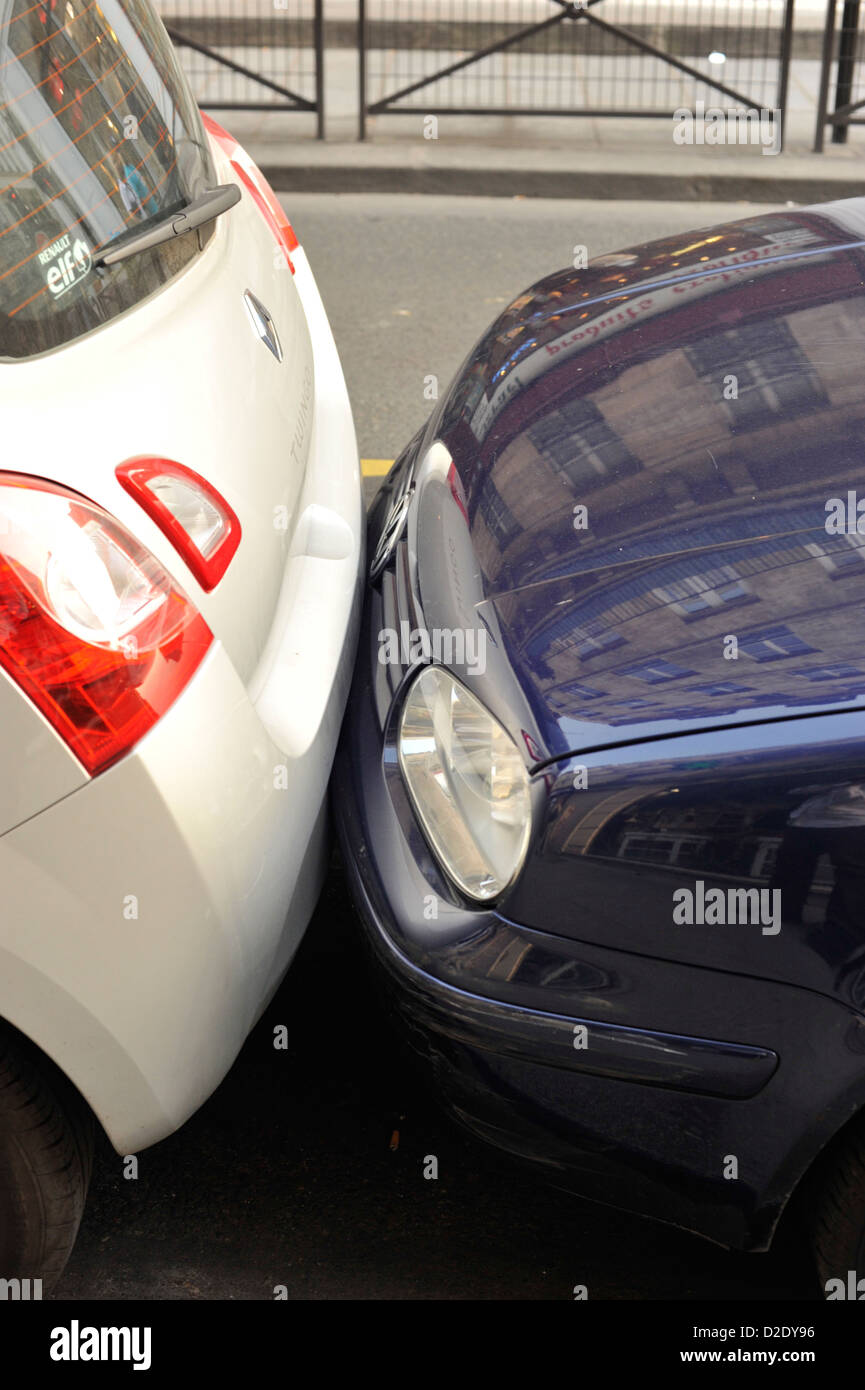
[283,193,786,463]
[56,194,818,1304]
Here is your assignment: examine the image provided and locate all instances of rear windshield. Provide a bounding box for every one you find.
[0,0,216,359]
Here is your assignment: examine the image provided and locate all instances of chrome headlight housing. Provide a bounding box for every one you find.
[398,666,532,902]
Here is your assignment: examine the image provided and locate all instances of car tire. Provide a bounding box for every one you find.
[0,1023,94,1293]
[812,1112,865,1293]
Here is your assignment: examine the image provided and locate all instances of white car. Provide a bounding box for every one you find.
[0,0,362,1289]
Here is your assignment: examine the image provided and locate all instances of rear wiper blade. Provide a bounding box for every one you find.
[96,183,241,267]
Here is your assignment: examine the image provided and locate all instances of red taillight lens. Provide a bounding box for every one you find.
[0,474,212,776]
[447,461,469,524]
[229,159,297,272]
[201,112,298,272]
[116,458,241,593]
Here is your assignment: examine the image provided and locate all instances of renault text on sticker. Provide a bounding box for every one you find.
[39,233,92,299]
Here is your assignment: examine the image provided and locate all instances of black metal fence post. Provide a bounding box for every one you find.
[776,0,796,152]
[833,0,862,141]
[814,0,838,150]
[315,0,325,139]
[359,0,367,140]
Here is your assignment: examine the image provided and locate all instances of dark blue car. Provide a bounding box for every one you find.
[333,199,865,1295]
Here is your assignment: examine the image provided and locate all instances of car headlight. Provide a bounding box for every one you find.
[398,666,532,902]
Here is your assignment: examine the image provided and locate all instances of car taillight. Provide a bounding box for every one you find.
[0,474,212,776]
[116,458,241,593]
[447,461,469,524]
[201,112,298,272]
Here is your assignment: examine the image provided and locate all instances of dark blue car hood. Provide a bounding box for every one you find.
[412,201,865,764]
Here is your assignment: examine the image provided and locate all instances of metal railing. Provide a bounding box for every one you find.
[358,0,796,142]
[154,0,325,134]
[148,0,860,153]
[815,0,865,148]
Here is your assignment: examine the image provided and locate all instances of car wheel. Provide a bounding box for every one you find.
[812,1113,865,1295]
[0,1023,94,1293]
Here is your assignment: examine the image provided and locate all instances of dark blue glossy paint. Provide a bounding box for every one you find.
[419,203,865,761]
[334,200,865,1251]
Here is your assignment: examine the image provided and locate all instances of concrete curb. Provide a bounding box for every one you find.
[261,161,865,203]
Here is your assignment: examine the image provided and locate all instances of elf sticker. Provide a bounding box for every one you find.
[39,233,92,298]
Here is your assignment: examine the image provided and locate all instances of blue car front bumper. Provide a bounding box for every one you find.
[332,543,865,1254]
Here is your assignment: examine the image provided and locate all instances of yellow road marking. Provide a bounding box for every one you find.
[361,458,393,477]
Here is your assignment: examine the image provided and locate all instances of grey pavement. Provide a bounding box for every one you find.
[282,192,788,461]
